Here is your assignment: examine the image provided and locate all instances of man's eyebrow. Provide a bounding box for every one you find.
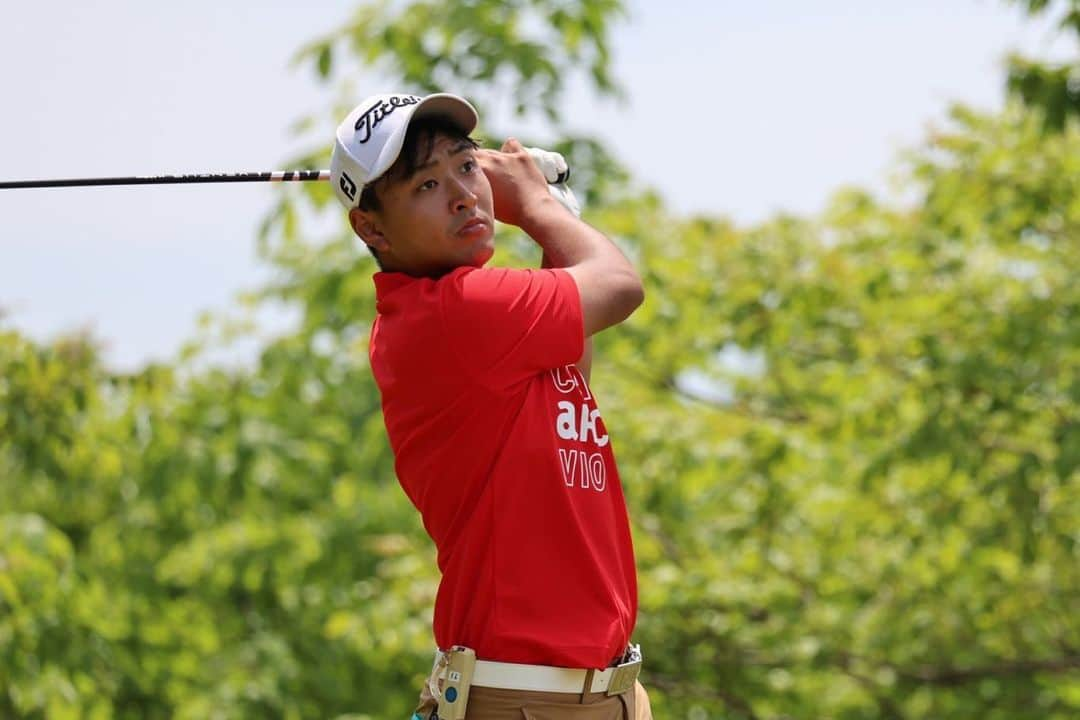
[409,140,475,175]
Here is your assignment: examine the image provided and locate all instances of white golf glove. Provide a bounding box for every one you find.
[527,146,582,218]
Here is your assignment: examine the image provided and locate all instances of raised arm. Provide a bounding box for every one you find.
[542,250,595,381]
[480,138,645,339]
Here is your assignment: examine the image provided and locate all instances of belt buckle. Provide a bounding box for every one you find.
[605,644,642,697]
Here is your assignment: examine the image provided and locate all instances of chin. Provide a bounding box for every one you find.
[470,241,495,267]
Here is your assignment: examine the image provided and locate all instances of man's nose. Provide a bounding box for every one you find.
[450,179,478,212]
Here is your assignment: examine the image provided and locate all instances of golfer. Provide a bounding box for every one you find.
[330,92,651,719]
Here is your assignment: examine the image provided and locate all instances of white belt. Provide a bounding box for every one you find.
[432,645,642,695]
[473,660,618,693]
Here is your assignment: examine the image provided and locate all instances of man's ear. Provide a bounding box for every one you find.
[349,207,390,254]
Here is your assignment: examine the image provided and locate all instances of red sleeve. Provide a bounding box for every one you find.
[441,267,584,386]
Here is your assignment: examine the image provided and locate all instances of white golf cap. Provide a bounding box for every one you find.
[330,92,479,210]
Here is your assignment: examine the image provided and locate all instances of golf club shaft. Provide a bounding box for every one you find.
[0,163,570,190]
[0,171,330,190]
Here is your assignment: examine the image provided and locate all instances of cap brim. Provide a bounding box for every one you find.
[410,93,479,134]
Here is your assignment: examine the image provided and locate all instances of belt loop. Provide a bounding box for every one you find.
[579,668,595,703]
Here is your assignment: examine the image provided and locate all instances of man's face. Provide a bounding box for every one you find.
[352,133,495,278]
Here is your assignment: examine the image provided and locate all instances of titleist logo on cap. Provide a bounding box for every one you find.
[354,95,421,143]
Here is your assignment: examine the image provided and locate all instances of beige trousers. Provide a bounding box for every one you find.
[415,679,653,719]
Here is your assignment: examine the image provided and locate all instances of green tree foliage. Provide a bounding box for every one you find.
[1,329,434,718]
[1005,0,1080,130]
[598,104,1080,717]
[2,2,1079,718]
[296,0,624,116]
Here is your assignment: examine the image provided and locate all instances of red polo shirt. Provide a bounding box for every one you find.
[369,265,637,669]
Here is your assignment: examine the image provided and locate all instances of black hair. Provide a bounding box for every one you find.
[357,116,479,268]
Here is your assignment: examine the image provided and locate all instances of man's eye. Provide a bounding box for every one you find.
[461,159,477,173]
[418,179,437,191]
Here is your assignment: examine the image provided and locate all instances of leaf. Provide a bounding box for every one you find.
[317,44,333,79]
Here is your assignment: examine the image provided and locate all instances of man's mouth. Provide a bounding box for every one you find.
[457,217,489,235]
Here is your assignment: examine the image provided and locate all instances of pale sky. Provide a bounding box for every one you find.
[0,1,1072,370]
